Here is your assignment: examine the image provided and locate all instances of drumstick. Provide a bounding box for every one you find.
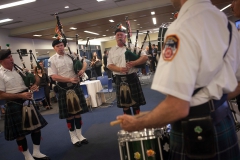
[110,111,149,126]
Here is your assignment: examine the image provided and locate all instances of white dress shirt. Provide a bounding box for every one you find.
[151,0,240,106]
[107,44,147,75]
[0,66,28,93]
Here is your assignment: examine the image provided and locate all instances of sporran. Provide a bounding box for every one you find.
[120,81,136,107]
[66,89,82,114]
[22,100,41,131]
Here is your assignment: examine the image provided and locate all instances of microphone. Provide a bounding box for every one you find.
[86,37,90,48]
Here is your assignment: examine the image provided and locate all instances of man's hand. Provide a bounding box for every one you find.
[126,61,136,68]
[119,67,128,74]
[70,77,80,84]
[117,114,140,132]
[78,69,85,77]
[30,84,39,92]
[20,92,33,100]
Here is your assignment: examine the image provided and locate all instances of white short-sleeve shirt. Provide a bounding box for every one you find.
[0,66,28,93]
[151,0,240,106]
[48,52,81,78]
[107,44,147,75]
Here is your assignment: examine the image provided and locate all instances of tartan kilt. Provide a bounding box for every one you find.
[115,73,146,108]
[4,100,48,141]
[169,110,240,160]
[57,84,88,119]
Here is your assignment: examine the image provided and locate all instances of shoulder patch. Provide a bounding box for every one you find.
[162,35,179,61]
[48,61,51,67]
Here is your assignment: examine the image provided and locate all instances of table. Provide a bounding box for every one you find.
[80,80,106,108]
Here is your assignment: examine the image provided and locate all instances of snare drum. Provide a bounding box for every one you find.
[118,128,169,160]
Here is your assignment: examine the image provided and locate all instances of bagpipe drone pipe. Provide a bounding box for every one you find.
[119,16,149,69]
[54,13,83,76]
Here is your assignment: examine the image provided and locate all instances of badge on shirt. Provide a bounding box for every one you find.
[48,61,51,67]
[162,35,179,61]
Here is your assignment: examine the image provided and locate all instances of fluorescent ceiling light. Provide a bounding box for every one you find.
[0,18,13,23]
[33,35,42,37]
[152,18,157,25]
[84,31,99,35]
[103,35,106,36]
[220,4,231,11]
[65,6,69,8]
[70,27,77,30]
[109,20,114,22]
[0,0,36,9]
[97,0,106,2]
[134,20,137,21]
[151,12,155,15]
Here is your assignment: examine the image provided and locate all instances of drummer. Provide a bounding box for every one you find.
[117,0,240,159]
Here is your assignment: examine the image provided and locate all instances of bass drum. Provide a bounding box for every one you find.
[156,22,171,62]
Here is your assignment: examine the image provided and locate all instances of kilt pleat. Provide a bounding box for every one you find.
[57,84,88,119]
[169,111,240,160]
[4,101,48,141]
[116,73,146,108]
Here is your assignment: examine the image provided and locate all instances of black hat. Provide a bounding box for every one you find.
[0,49,11,60]
[52,39,66,47]
[115,23,126,35]
[115,28,126,35]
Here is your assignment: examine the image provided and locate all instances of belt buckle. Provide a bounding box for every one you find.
[121,77,127,82]
[67,83,73,87]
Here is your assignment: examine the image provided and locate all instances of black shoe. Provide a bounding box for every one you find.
[33,156,51,160]
[73,141,82,147]
[81,139,89,144]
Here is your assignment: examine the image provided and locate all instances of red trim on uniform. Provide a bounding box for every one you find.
[18,146,23,152]
[80,120,83,125]
[67,123,71,129]
[136,110,140,115]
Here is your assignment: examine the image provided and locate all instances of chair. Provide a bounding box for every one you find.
[97,76,114,105]
[33,87,49,110]
[80,84,92,112]
[0,100,5,120]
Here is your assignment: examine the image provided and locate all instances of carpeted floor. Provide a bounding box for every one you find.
[0,75,240,160]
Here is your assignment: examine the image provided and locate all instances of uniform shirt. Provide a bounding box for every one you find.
[0,66,27,93]
[48,52,83,78]
[151,0,240,106]
[107,44,147,75]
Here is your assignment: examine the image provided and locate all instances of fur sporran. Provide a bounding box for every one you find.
[66,89,82,114]
[22,101,41,131]
[120,82,136,107]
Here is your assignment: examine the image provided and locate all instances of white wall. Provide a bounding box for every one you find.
[0,28,77,68]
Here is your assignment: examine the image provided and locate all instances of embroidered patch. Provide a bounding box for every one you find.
[162,35,179,61]
[48,61,51,67]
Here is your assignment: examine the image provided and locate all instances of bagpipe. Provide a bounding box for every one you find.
[54,13,83,75]
[120,16,149,68]
[14,48,41,88]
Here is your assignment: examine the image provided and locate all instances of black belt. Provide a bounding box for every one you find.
[7,89,28,104]
[115,73,137,81]
[172,94,229,131]
[57,82,78,89]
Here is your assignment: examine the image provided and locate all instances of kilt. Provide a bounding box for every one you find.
[169,109,240,160]
[4,100,48,141]
[57,83,88,119]
[115,73,146,108]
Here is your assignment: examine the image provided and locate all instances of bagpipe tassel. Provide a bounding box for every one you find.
[24,109,30,128]
[31,109,38,125]
[67,99,74,113]
[126,89,132,104]
[73,97,80,112]
[120,89,126,104]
